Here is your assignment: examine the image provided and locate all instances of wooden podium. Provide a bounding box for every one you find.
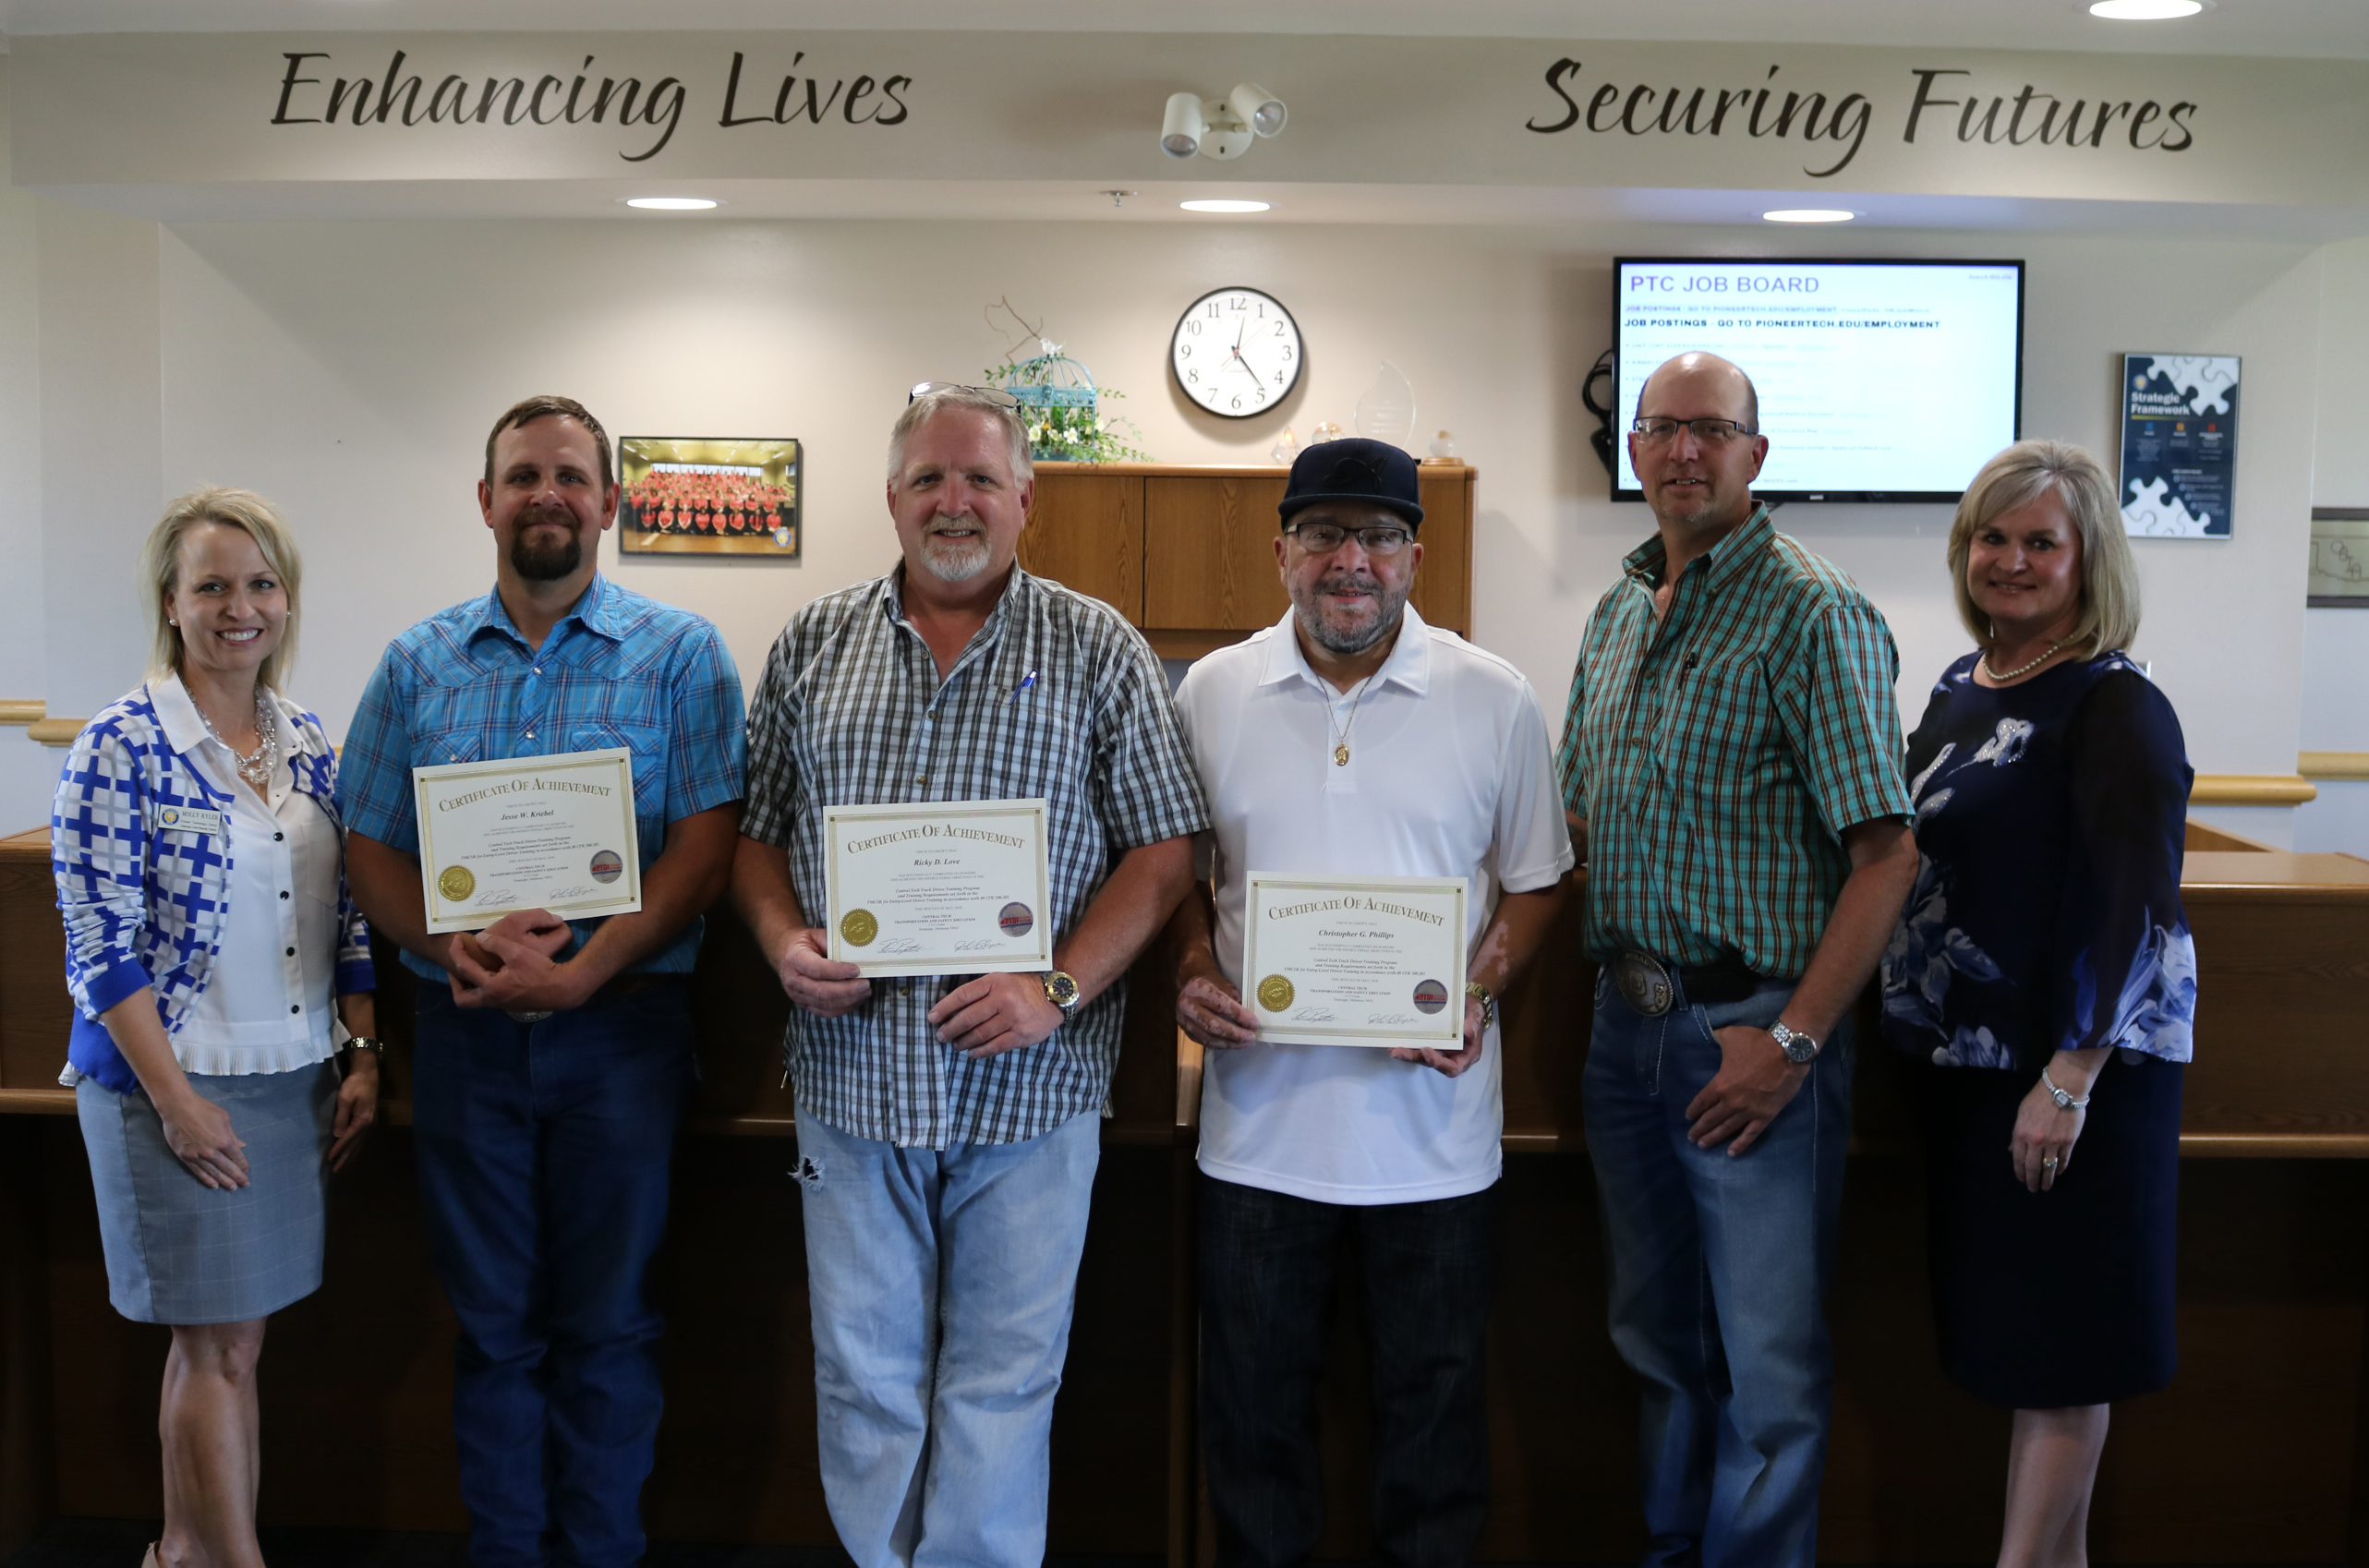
[4,819,2369,1562]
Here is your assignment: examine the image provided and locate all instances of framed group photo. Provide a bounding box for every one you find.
[619,436,801,558]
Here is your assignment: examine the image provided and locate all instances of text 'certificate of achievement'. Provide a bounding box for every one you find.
[824,800,1054,977]
[1242,872,1469,1048]
[415,748,643,935]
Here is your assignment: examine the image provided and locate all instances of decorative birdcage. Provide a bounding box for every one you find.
[998,341,1103,461]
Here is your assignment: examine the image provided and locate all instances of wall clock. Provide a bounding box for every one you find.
[1171,286,1302,418]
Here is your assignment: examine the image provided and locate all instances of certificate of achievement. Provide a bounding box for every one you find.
[1242,872,1469,1048]
[414,748,643,934]
[824,800,1054,977]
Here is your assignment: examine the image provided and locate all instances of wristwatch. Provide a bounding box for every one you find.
[1041,971,1082,1018]
[1770,1020,1820,1064]
[344,1036,385,1058]
[1464,981,1497,1031]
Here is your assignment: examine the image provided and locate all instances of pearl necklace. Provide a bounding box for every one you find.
[1982,638,2065,683]
[198,689,279,792]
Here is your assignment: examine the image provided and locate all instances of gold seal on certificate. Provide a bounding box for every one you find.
[823,800,1054,977]
[1242,871,1470,1048]
[413,748,643,934]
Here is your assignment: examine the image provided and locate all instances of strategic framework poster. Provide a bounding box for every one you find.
[2119,355,2239,538]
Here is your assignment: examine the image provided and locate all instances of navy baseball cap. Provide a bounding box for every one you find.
[1278,438,1424,529]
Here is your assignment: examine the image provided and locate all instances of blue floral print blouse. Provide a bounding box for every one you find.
[1880,650,2196,1070]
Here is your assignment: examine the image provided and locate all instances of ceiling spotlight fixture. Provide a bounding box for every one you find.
[622,197,720,211]
[2088,0,2206,16]
[1159,83,1289,161]
[1228,83,1287,139]
[1180,199,1272,213]
[1762,208,1857,223]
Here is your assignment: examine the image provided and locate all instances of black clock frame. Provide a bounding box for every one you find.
[1171,284,1303,419]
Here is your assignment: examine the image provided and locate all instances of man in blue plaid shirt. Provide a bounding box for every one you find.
[732,385,1206,1568]
[343,395,745,1568]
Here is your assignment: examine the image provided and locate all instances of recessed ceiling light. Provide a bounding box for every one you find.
[1762,209,1857,223]
[2088,0,2206,17]
[1179,199,1271,213]
[622,197,720,211]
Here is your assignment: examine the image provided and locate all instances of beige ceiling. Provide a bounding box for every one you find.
[2,0,2366,59]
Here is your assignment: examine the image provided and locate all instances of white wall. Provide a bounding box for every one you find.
[0,205,2334,839]
[2294,609,2369,851]
[0,66,58,828]
[2293,235,2369,852]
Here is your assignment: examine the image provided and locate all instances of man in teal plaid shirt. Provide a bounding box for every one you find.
[1557,352,1917,1568]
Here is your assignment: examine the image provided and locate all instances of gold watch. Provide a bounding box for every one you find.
[1464,982,1496,1030]
[1042,971,1082,1017]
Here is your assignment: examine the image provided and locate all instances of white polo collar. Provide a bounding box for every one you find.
[1256,603,1433,698]
[149,670,322,761]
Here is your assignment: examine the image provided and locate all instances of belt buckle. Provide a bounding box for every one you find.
[507,1009,554,1024]
[1613,951,1674,1018]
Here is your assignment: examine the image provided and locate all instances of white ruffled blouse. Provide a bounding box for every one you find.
[154,674,344,1077]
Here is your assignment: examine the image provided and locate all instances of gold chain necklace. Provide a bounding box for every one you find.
[1326,676,1377,766]
[1983,637,2065,683]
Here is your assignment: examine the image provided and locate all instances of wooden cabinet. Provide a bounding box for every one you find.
[1019,462,1476,660]
[1015,469,1141,619]
[1142,475,1291,654]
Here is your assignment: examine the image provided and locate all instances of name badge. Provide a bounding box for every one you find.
[155,805,225,835]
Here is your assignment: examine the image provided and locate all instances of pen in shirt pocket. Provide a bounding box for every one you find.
[1009,669,1038,706]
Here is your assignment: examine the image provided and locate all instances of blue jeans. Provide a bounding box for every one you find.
[411,980,695,1568]
[793,1106,1101,1568]
[1582,971,1852,1568]
[1198,1175,1495,1568]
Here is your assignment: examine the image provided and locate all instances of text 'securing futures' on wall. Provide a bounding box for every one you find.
[1526,61,2197,178]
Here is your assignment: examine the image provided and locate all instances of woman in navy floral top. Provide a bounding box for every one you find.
[1881,440,2194,1568]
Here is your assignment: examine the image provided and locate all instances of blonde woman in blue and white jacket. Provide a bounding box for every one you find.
[52,486,376,1568]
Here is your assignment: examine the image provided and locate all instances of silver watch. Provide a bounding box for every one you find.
[1770,1020,1820,1064]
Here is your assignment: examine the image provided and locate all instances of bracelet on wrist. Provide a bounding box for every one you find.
[2042,1067,2091,1111]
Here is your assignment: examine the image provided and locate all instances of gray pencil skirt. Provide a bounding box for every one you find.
[76,1058,338,1326]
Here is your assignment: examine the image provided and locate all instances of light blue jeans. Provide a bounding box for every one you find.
[793,1106,1101,1568]
[1582,971,1853,1568]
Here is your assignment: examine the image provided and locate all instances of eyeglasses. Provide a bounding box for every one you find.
[908,381,1021,407]
[1631,416,1758,446]
[1286,522,1415,556]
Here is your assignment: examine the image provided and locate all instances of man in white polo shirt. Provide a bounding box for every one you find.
[1166,438,1573,1568]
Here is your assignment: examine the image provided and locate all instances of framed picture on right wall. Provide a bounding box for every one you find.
[2118,353,2239,538]
[2309,508,2369,607]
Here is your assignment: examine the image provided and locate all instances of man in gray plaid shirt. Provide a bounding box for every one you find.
[732,385,1206,1568]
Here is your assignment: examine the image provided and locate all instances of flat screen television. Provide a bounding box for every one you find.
[1611,257,2025,503]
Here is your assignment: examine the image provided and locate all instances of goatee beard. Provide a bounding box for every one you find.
[1292,573,1407,656]
[511,511,584,582]
[919,517,992,585]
